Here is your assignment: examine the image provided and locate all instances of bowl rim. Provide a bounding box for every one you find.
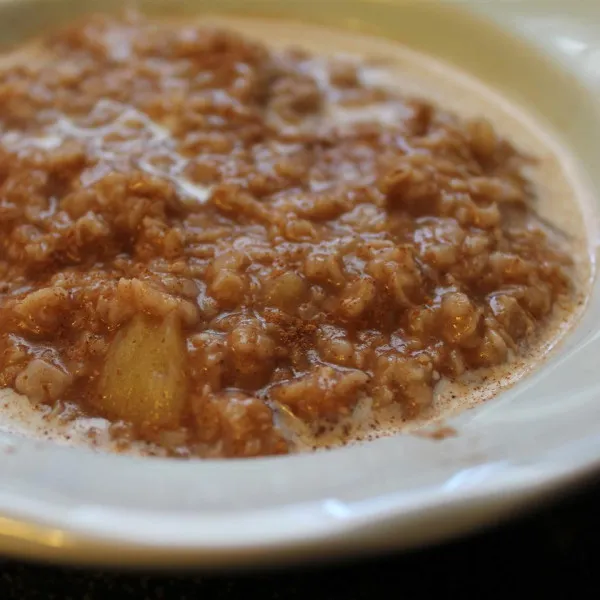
[0,0,599,568]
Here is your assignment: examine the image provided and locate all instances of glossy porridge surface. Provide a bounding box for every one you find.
[0,13,589,458]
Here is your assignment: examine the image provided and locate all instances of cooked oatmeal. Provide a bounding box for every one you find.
[0,13,578,458]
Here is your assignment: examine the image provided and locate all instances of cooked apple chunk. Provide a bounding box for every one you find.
[96,313,188,429]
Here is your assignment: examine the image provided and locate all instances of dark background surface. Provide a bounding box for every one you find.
[0,478,597,599]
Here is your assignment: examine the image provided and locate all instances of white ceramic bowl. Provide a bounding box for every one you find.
[0,0,599,568]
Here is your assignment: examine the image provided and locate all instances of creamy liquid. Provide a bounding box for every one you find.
[0,17,594,455]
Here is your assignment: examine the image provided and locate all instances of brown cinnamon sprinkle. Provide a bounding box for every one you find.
[0,12,575,458]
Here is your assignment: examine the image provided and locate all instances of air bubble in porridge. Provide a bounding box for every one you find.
[0,13,582,458]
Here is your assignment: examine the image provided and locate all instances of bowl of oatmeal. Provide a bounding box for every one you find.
[0,0,598,567]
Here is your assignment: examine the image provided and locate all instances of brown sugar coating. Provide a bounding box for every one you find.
[0,13,573,458]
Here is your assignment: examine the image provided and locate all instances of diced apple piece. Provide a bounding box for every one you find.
[96,313,188,429]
